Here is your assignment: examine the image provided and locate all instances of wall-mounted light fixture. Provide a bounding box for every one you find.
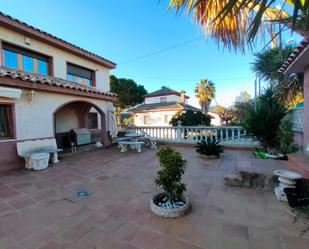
[28,90,37,103]
[24,37,31,45]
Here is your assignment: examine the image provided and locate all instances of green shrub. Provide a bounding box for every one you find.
[170,110,211,126]
[242,88,286,154]
[154,147,187,202]
[195,138,224,157]
[277,119,298,154]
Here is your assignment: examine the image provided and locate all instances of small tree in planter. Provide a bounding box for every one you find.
[195,138,223,158]
[151,146,191,218]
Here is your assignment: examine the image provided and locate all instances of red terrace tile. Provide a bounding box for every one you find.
[0,184,21,200]
[112,222,142,242]
[96,175,111,181]
[131,228,162,249]
[96,236,133,249]
[0,200,14,217]
[39,241,65,249]
[8,196,36,209]
[0,146,307,248]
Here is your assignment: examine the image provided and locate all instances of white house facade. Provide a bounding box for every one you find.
[129,87,200,126]
[0,12,118,172]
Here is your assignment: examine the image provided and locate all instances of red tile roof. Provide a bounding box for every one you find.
[0,12,116,69]
[143,87,189,99]
[0,67,117,98]
[129,101,200,112]
[278,38,309,74]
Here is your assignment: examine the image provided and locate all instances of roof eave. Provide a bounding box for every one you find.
[279,38,309,74]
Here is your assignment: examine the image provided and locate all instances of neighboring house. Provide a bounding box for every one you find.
[129,87,200,126]
[279,37,309,151]
[0,12,118,171]
[208,111,222,126]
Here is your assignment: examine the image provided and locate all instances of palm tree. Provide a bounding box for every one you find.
[195,79,216,114]
[251,45,303,105]
[167,0,308,52]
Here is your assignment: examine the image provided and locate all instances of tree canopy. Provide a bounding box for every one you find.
[110,75,147,109]
[251,46,303,105]
[170,110,211,126]
[194,79,216,114]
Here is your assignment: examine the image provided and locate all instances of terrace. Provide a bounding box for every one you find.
[0,146,308,249]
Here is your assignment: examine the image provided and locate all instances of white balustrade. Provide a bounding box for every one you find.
[125,125,258,146]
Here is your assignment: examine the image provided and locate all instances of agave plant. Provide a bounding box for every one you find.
[195,137,224,157]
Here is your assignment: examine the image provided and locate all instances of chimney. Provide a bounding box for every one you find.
[180,90,186,104]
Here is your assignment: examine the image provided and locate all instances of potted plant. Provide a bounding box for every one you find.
[195,138,223,159]
[150,146,191,218]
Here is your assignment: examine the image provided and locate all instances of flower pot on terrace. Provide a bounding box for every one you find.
[150,192,192,218]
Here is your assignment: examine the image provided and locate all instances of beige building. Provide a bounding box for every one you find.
[129,87,200,126]
[0,12,118,171]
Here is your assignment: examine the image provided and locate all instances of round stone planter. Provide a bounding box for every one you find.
[273,169,302,202]
[200,154,220,159]
[150,192,192,218]
[266,153,283,159]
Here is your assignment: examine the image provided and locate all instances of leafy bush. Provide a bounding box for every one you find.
[277,119,298,154]
[155,147,187,202]
[195,138,224,157]
[170,110,211,126]
[242,88,287,154]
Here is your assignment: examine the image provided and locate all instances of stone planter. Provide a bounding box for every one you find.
[150,192,192,218]
[266,153,284,159]
[274,170,302,202]
[200,154,220,159]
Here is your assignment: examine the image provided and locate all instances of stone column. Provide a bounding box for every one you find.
[304,67,309,151]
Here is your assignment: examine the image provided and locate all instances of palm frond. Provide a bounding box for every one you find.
[167,0,307,52]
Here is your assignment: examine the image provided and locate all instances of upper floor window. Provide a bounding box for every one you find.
[67,63,94,86]
[2,43,49,76]
[160,97,167,103]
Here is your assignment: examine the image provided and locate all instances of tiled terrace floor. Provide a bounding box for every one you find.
[0,146,308,249]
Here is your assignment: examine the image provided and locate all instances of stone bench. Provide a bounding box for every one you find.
[17,138,63,170]
[118,141,145,153]
[115,137,130,148]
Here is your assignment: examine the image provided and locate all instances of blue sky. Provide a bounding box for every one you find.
[0,0,299,107]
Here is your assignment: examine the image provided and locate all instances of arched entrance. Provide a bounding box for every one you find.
[53,100,107,148]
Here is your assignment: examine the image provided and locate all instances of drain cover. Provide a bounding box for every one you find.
[76,191,90,198]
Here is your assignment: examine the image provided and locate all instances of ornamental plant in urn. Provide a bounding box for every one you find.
[195,138,224,159]
[150,146,191,218]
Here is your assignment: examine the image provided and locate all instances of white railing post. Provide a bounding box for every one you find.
[123,126,254,146]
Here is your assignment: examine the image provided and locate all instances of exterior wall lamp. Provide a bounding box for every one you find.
[28,90,37,104]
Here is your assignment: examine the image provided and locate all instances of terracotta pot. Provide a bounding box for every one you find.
[150,192,191,218]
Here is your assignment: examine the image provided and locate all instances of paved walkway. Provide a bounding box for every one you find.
[0,146,308,249]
